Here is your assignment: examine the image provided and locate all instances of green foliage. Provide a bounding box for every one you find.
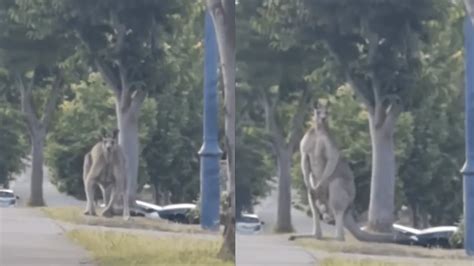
[450,215,464,248]
[141,3,205,204]
[45,73,157,199]
[240,0,466,227]
[236,125,274,213]
[398,3,465,225]
[0,100,28,186]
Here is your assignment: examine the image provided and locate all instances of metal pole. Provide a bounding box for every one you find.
[198,11,221,231]
[462,16,474,256]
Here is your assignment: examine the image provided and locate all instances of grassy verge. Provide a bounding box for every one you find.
[296,237,468,260]
[67,229,233,266]
[320,257,411,266]
[41,206,206,234]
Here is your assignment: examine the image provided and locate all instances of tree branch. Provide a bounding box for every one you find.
[130,89,147,113]
[259,90,285,147]
[95,59,121,97]
[365,26,381,104]
[41,72,63,131]
[111,11,127,55]
[118,61,132,111]
[465,0,474,26]
[288,85,311,150]
[326,43,374,113]
[16,73,39,130]
[383,95,403,130]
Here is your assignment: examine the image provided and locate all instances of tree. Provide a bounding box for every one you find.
[205,0,235,260]
[259,0,449,232]
[0,86,28,188]
[397,3,465,226]
[11,0,194,206]
[290,2,466,228]
[0,1,73,206]
[465,0,474,24]
[235,122,273,214]
[142,3,205,205]
[238,0,340,232]
[46,73,157,200]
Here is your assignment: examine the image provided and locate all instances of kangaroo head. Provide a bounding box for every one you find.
[100,128,119,156]
[313,100,330,126]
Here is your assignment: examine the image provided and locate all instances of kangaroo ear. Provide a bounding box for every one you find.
[314,100,320,110]
[100,128,108,139]
[112,129,119,140]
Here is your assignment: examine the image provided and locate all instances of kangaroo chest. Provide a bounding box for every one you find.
[99,162,115,185]
[310,138,327,178]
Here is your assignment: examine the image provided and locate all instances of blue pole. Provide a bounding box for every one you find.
[462,16,474,256]
[198,11,221,231]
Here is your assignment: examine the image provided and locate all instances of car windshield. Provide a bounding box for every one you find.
[0,191,14,198]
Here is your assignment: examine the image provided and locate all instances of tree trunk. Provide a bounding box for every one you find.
[275,146,293,232]
[412,203,419,228]
[367,114,396,232]
[116,103,140,205]
[207,0,235,261]
[29,129,45,206]
[465,0,474,25]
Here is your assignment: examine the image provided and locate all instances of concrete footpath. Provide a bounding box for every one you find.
[236,234,317,266]
[0,208,95,266]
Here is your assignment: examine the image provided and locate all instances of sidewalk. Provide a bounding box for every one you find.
[236,234,317,266]
[0,208,95,266]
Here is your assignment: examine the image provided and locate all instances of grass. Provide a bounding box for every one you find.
[67,229,233,266]
[41,206,207,234]
[319,258,410,266]
[296,236,470,261]
[297,237,467,259]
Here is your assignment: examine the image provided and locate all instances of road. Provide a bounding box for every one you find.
[253,181,334,236]
[236,181,334,265]
[0,208,95,266]
[1,162,94,266]
[236,234,317,266]
[10,160,83,207]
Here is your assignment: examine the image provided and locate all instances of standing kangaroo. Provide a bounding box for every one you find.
[83,129,130,220]
[290,101,402,243]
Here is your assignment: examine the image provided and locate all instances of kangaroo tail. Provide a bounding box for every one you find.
[344,205,406,243]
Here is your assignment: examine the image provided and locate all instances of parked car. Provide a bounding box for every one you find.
[236,213,264,234]
[132,200,163,219]
[409,226,458,248]
[157,203,198,224]
[0,189,19,207]
[392,223,458,248]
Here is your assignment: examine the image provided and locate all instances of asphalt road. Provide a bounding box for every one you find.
[1,162,94,266]
[236,181,334,265]
[0,208,95,266]
[236,234,316,266]
[10,160,83,207]
[253,181,334,236]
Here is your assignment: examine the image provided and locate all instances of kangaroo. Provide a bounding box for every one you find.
[290,101,404,243]
[83,128,130,220]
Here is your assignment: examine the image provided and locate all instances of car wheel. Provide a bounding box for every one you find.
[174,214,188,224]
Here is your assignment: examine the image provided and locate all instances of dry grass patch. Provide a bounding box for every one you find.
[319,257,412,266]
[296,236,468,260]
[42,206,206,234]
[67,229,233,266]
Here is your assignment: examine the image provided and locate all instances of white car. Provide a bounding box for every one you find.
[97,200,162,219]
[158,203,198,224]
[0,189,19,207]
[236,213,264,234]
[134,200,163,219]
